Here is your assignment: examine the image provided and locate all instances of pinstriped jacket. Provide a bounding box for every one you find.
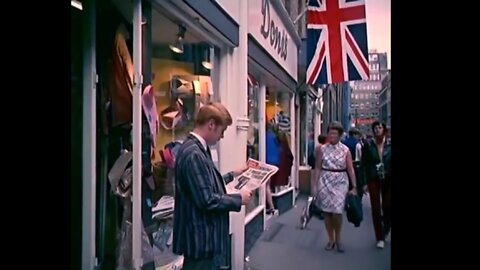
[172,134,242,268]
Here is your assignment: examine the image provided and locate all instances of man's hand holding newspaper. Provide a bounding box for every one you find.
[226,158,279,194]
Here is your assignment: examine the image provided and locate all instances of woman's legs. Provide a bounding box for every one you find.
[332,213,344,252]
[266,181,275,210]
[323,212,335,249]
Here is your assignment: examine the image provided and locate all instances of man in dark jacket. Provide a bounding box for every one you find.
[173,102,252,270]
[342,128,361,160]
[360,121,391,249]
[342,128,363,196]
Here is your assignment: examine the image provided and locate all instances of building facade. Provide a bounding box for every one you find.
[378,70,391,128]
[76,0,300,269]
[350,50,389,135]
[321,82,351,134]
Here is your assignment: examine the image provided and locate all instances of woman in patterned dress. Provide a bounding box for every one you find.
[314,122,358,252]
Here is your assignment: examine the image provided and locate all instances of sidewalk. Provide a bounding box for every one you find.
[244,195,391,270]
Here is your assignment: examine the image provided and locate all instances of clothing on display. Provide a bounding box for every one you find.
[108,23,134,127]
[171,77,196,96]
[159,99,185,131]
[108,150,133,198]
[142,84,160,147]
[159,140,183,170]
[116,201,155,270]
[153,221,174,251]
[271,111,291,133]
[153,139,183,198]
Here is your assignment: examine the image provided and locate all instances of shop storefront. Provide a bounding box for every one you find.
[243,0,301,255]
[78,0,301,269]
[79,0,249,269]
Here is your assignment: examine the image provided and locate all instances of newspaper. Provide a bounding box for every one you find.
[152,196,174,220]
[226,158,279,194]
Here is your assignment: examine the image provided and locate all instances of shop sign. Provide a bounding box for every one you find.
[249,0,298,80]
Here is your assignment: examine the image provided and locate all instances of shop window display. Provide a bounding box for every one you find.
[266,90,294,194]
[148,8,216,268]
[246,77,260,214]
[86,1,221,268]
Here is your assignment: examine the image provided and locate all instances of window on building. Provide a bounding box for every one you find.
[372,54,378,61]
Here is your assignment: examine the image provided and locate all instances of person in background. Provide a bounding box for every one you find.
[310,134,327,195]
[342,128,364,198]
[173,102,252,270]
[314,122,357,253]
[360,121,391,249]
[342,128,361,159]
[270,130,294,192]
[265,121,280,214]
[307,133,316,168]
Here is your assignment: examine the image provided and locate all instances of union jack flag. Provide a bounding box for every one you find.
[306,0,369,86]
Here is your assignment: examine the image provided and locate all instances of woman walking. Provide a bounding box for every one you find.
[314,122,357,253]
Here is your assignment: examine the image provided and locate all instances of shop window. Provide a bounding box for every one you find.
[150,8,216,157]
[245,76,260,214]
[266,90,293,193]
[149,7,219,267]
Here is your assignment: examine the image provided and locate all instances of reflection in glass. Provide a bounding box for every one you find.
[246,77,260,214]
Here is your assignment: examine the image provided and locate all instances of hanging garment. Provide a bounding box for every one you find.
[108,151,133,198]
[108,24,134,127]
[142,85,159,147]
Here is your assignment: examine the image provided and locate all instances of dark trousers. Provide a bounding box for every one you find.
[183,257,218,270]
[349,163,364,200]
[367,178,391,241]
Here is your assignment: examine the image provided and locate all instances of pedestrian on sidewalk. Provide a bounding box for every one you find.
[342,128,365,199]
[309,134,327,195]
[314,121,358,253]
[360,121,391,249]
[172,102,252,270]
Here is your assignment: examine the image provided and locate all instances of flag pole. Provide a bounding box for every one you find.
[293,0,309,24]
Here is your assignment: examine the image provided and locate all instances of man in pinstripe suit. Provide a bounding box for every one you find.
[173,102,252,270]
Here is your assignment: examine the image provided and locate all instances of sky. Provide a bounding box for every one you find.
[365,0,391,68]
